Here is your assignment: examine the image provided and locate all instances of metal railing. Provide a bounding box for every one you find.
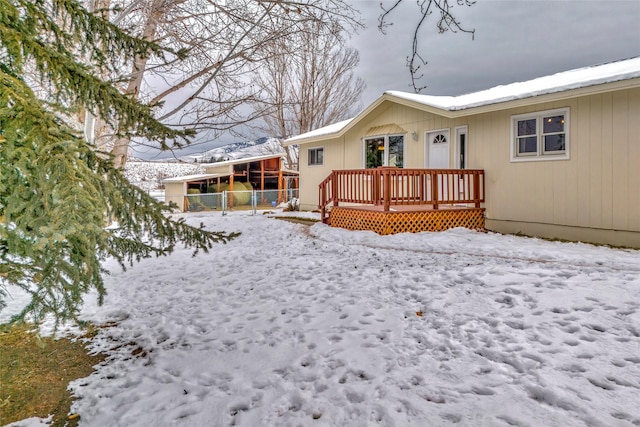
[319,167,485,222]
[185,188,299,214]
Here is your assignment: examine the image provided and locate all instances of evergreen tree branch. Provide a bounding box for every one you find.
[0,0,238,326]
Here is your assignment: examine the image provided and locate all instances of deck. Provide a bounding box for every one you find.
[319,168,485,235]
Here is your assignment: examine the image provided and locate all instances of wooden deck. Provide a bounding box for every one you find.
[319,168,485,235]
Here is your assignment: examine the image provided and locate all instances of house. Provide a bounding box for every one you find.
[283,57,640,248]
[164,153,299,212]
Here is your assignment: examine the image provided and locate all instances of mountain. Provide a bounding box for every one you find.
[124,137,296,191]
[174,137,284,163]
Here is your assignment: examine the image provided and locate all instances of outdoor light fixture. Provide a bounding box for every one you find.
[411,131,418,141]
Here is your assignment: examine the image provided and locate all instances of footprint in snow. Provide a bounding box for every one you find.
[467,385,495,396]
[588,377,616,390]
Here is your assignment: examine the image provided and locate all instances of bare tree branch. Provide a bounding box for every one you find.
[80,0,361,166]
[251,17,365,169]
[379,0,475,93]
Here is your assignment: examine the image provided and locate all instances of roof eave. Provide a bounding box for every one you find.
[388,77,640,118]
[283,74,640,145]
[283,95,391,146]
[199,152,285,167]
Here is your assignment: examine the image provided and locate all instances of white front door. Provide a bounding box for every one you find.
[426,130,451,202]
[426,130,450,169]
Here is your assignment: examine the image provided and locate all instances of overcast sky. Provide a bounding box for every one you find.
[142,0,640,160]
[352,0,640,105]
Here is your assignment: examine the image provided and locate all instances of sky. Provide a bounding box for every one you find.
[351,0,640,105]
[3,211,640,426]
[138,0,640,159]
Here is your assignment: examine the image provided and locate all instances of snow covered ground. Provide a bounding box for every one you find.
[4,211,640,426]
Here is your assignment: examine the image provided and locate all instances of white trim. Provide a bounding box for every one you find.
[510,107,570,162]
[307,146,324,166]
[424,128,451,168]
[454,126,468,169]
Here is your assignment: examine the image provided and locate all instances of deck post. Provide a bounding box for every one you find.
[331,171,338,207]
[371,170,379,205]
[431,170,439,210]
[383,168,391,212]
[473,171,480,208]
[320,184,327,223]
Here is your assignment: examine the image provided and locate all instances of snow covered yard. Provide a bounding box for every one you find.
[5,211,640,426]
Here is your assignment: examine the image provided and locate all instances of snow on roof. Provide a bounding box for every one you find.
[285,57,640,143]
[163,173,228,183]
[285,118,353,144]
[388,56,640,111]
[200,152,285,167]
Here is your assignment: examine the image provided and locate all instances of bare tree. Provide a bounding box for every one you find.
[253,18,365,169]
[378,0,475,93]
[81,0,360,167]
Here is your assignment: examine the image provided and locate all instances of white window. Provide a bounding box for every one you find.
[511,108,569,161]
[308,147,324,166]
[364,135,405,168]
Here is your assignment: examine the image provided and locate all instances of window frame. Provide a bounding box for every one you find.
[362,134,406,168]
[307,146,324,166]
[510,108,570,162]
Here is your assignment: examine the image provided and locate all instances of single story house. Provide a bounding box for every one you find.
[164,153,299,212]
[284,57,640,248]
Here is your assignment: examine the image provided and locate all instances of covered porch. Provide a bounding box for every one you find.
[319,167,485,235]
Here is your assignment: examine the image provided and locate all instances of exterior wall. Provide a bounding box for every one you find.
[164,181,186,212]
[340,102,469,169]
[298,137,345,211]
[204,164,232,175]
[298,101,466,210]
[297,86,640,246]
[469,87,640,246]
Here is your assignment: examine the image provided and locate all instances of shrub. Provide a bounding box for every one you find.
[187,188,203,211]
[218,182,252,205]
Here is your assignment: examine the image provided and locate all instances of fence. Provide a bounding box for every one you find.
[184,188,299,214]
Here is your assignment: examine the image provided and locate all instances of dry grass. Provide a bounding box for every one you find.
[0,323,104,426]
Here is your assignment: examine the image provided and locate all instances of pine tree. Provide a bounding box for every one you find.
[0,0,238,327]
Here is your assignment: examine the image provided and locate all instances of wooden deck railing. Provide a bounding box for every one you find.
[318,167,485,223]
